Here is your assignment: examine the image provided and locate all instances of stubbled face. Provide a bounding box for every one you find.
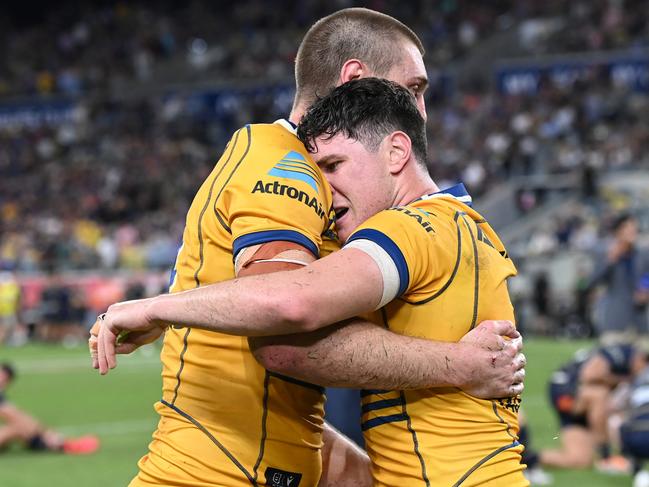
[313,134,395,243]
[382,40,428,119]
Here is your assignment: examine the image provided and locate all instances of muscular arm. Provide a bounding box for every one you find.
[249,318,524,396]
[95,244,525,398]
[134,247,384,336]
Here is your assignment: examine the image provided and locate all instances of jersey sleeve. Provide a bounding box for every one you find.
[343,207,441,305]
[222,125,332,260]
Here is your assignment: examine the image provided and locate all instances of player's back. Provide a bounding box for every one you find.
[350,188,527,486]
[136,121,331,487]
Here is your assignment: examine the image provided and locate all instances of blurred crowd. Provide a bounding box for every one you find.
[0,1,649,345]
[525,0,649,55]
[0,0,536,98]
[428,74,649,196]
[3,1,648,99]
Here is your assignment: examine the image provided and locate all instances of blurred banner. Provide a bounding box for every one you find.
[497,55,649,95]
[0,98,77,129]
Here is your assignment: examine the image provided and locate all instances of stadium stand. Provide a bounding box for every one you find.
[0,2,647,348]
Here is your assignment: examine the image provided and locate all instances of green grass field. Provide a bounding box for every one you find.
[0,339,634,486]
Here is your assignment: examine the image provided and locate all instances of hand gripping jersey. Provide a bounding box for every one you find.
[344,185,527,487]
[132,120,333,487]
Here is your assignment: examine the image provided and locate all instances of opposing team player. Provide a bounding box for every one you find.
[93,9,525,487]
[97,79,527,486]
[0,363,99,455]
[542,343,648,470]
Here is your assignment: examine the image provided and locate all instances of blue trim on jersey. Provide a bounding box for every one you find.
[438,183,470,201]
[268,371,325,394]
[347,228,410,297]
[361,389,390,397]
[361,413,408,431]
[361,397,404,414]
[233,230,319,260]
[418,182,473,207]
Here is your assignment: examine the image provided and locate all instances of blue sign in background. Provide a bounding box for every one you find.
[497,57,649,95]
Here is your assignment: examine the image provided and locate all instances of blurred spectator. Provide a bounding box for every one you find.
[37,275,85,343]
[0,272,20,344]
[531,272,553,335]
[588,214,649,343]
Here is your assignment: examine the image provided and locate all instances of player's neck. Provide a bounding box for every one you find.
[393,173,439,207]
[288,109,303,126]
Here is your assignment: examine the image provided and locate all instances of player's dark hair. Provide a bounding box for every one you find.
[1,363,15,382]
[297,77,427,167]
[294,8,424,109]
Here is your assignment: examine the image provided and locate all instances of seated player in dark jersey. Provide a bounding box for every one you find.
[606,361,649,485]
[541,343,648,470]
[0,363,99,455]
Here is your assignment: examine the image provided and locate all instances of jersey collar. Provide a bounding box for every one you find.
[274,118,297,135]
[418,183,473,207]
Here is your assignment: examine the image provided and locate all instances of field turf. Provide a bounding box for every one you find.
[0,339,634,486]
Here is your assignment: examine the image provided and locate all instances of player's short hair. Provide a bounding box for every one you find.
[1,363,15,382]
[297,77,427,167]
[294,8,424,109]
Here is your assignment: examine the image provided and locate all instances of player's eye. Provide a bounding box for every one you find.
[323,161,342,173]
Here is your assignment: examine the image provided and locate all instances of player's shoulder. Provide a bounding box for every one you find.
[233,120,315,167]
[246,119,303,147]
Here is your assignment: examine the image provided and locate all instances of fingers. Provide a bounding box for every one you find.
[514,352,526,370]
[88,314,104,370]
[89,335,98,370]
[510,382,524,396]
[115,328,160,355]
[512,367,526,385]
[97,317,118,375]
[501,336,523,357]
[487,320,520,339]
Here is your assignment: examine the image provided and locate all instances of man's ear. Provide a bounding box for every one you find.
[385,131,412,175]
[339,59,370,84]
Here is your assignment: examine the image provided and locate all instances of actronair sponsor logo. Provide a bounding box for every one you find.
[252,180,326,219]
[392,207,435,233]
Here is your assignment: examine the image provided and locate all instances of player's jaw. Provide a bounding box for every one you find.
[315,134,396,243]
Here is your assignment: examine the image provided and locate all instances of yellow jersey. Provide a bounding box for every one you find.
[134,120,333,487]
[345,185,527,487]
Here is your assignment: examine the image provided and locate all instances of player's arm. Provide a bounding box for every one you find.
[248,318,524,396]
[103,247,386,337]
